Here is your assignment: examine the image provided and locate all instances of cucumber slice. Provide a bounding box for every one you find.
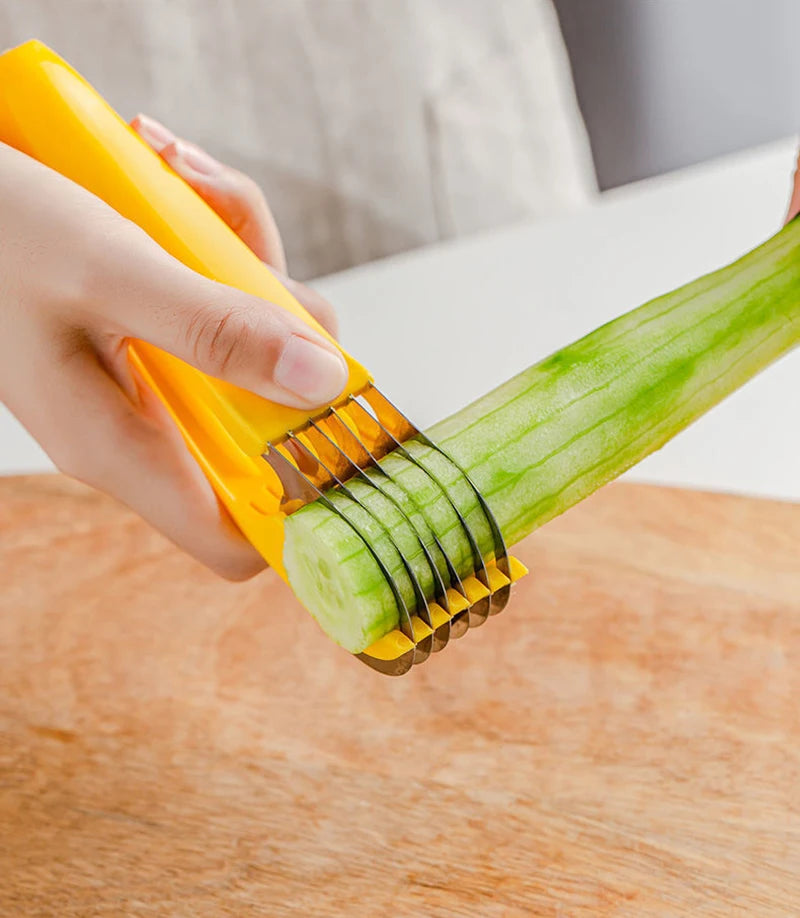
[285,220,800,652]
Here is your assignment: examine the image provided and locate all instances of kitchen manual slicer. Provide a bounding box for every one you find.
[0,41,527,674]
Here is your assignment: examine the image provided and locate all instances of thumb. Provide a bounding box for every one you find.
[93,225,348,409]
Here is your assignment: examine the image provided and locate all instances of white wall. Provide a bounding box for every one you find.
[554,0,800,188]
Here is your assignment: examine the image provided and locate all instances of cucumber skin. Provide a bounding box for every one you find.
[285,221,800,652]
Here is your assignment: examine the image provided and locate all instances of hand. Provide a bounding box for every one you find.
[787,149,800,224]
[0,123,344,580]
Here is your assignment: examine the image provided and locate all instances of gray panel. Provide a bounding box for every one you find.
[554,0,800,188]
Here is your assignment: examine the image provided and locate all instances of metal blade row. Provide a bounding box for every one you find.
[262,384,525,674]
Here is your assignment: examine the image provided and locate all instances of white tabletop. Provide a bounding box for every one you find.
[2,138,799,503]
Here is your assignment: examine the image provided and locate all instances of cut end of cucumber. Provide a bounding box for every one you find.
[283,502,399,654]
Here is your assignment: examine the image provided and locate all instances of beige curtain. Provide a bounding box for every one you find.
[0,0,596,279]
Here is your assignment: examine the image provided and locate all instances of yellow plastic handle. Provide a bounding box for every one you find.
[0,40,371,455]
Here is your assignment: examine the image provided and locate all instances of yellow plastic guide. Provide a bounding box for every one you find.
[0,41,526,674]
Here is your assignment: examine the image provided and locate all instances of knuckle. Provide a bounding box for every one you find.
[70,217,151,311]
[41,210,126,314]
[185,304,251,377]
[223,174,268,234]
[232,172,264,206]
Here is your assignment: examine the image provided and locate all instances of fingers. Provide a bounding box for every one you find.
[89,225,347,409]
[786,149,800,225]
[14,338,266,580]
[131,114,287,272]
[131,114,338,339]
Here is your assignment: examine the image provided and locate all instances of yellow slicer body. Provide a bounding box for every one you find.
[0,40,371,580]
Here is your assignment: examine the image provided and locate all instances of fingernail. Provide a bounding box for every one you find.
[274,336,348,405]
[134,114,175,152]
[174,140,220,175]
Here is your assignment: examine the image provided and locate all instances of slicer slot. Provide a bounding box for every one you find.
[265,445,420,663]
[311,415,450,627]
[279,430,435,659]
[347,394,495,629]
[298,421,439,662]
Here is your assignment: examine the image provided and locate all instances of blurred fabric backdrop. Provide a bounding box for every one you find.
[0,0,595,278]
[3,1,795,276]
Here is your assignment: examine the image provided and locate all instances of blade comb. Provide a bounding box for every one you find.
[264,385,528,675]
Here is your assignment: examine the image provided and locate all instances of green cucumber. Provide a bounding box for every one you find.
[284,220,800,653]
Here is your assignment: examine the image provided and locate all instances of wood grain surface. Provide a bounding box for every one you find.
[1,475,799,917]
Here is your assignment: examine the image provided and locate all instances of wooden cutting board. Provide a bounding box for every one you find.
[1,476,799,917]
